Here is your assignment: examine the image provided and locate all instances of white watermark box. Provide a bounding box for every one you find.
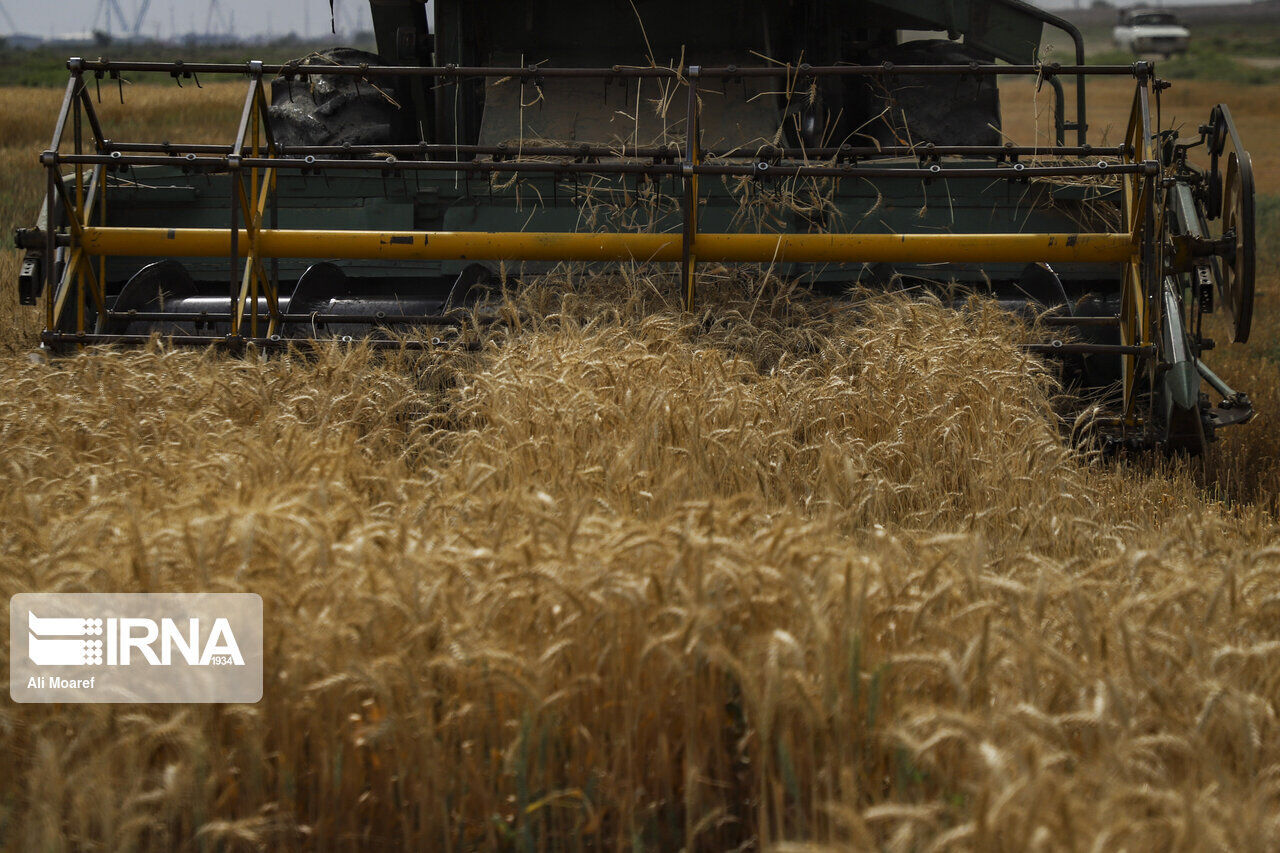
[10,593,262,703]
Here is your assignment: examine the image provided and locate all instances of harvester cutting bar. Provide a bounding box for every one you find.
[74,228,1137,265]
[1026,342,1152,356]
[101,312,462,324]
[38,332,459,350]
[48,152,1152,182]
[89,309,1134,349]
[1040,316,1123,327]
[69,58,1143,79]
[66,55,1146,152]
[99,142,1128,160]
[35,332,1150,360]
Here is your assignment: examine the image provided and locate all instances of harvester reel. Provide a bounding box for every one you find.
[444,264,503,313]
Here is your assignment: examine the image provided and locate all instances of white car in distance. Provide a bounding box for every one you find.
[1114,9,1190,58]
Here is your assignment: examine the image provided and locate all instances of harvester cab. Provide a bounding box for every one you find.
[12,0,1259,454]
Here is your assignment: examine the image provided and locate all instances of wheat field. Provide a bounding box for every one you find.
[1,76,1280,851]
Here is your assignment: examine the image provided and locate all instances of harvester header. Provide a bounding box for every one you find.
[12,0,1258,453]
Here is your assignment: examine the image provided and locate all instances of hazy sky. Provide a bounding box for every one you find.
[3,0,379,39]
[0,0,1251,39]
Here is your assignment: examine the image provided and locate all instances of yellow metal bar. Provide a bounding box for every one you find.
[78,228,1137,265]
[254,168,279,335]
[253,78,277,157]
[74,87,86,344]
[251,99,259,220]
[235,258,253,335]
[233,174,256,232]
[75,251,85,336]
[51,248,82,330]
[232,180,254,335]
[1117,77,1157,431]
[682,70,702,311]
[250,254,259,336]
[99,160,107,315]
[79,248,107,315]
[1120,261,1143,423]
[1123,81,1154,240]
[53,247,108,332]
[44,170,56,331]
[232,149,278,335]
[249,94,261,337]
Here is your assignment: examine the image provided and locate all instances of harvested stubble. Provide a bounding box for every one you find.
[1,274,1279,852]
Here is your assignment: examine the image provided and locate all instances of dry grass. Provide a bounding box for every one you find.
[1001,77,1280,192]
[1,80,1280,851]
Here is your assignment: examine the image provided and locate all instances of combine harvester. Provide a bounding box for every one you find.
[12,0,1259,454]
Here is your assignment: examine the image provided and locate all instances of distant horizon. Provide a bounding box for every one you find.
[0,0,1264,40]
[0,0,380,40]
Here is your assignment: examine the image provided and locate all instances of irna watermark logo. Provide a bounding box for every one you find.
[11,594,262,703]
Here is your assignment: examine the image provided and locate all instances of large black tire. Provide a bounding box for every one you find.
[268,48,397,149]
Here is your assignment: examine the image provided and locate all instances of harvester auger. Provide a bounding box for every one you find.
[12,0,1258,454]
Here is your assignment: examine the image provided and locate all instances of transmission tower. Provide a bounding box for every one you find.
[0,0,17,35]
[91,0,153,38]
[205,0,232,36]
[131,0,152,37]
[93,0,131,35]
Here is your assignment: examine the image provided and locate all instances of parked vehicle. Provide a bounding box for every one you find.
[1114,8,1190,57]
